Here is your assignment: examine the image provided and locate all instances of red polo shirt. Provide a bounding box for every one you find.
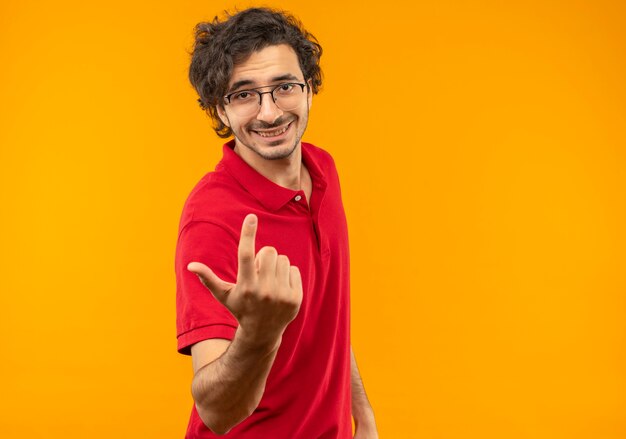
[175,140,352,438]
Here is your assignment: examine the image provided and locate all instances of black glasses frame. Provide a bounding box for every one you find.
[223,82,307,106]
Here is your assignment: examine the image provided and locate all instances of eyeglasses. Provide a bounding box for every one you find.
[223,82,307,117]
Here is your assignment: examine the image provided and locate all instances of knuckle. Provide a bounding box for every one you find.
[274,295,291,307]
[289,295,302,307]
[258,288,274,301]
[278,287,299,303]
[239,284,255,297]
[290,266,301,278]
[259,292,272,302]
[260,246,278,257]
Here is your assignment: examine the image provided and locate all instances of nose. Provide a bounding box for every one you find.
[256,92,283,124]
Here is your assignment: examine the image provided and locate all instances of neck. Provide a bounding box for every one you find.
[233,141,303,190]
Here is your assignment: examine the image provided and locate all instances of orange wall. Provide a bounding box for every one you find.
[1,1,625,438]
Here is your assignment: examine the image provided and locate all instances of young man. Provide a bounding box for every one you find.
[176,8,378,438]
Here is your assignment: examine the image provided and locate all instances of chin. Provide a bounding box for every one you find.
[240,130,302,161]
[254,141,298,160]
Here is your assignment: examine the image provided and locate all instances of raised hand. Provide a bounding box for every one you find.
[187,213,303,347]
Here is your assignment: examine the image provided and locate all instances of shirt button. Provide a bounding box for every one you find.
[295,195,302,202]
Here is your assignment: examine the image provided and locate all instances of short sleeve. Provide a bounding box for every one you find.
[175,220,239,355]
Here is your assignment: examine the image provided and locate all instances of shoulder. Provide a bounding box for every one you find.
[302,141,334,162]
[302,141,339,174]
[177,166,246,235]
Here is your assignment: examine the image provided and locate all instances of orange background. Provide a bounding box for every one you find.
[1,1,625,438]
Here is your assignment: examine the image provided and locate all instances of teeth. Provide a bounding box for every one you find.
[255,124,289,137]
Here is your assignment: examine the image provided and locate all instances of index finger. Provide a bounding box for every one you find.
[237,213,258,282]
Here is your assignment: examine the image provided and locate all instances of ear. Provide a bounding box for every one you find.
[216,105,231,128]
[306,79,313,109]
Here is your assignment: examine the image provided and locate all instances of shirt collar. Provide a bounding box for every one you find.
[218,139,326,212]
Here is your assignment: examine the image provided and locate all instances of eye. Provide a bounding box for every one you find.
[276,83,295,94]
[232,91,254,101]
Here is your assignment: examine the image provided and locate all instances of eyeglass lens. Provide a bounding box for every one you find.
[227,84,305,117]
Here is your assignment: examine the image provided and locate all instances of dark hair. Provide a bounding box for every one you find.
[188,7,323,138]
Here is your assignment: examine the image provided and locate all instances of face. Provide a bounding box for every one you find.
[217,44,313,161]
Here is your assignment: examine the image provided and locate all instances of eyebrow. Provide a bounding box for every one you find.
[228,74,302,93]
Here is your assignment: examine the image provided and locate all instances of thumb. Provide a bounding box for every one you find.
[187,261,234,303]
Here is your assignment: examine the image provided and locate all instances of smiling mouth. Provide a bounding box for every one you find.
[252,122,292,138]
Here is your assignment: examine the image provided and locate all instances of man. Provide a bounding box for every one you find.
[175,7,378,438]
